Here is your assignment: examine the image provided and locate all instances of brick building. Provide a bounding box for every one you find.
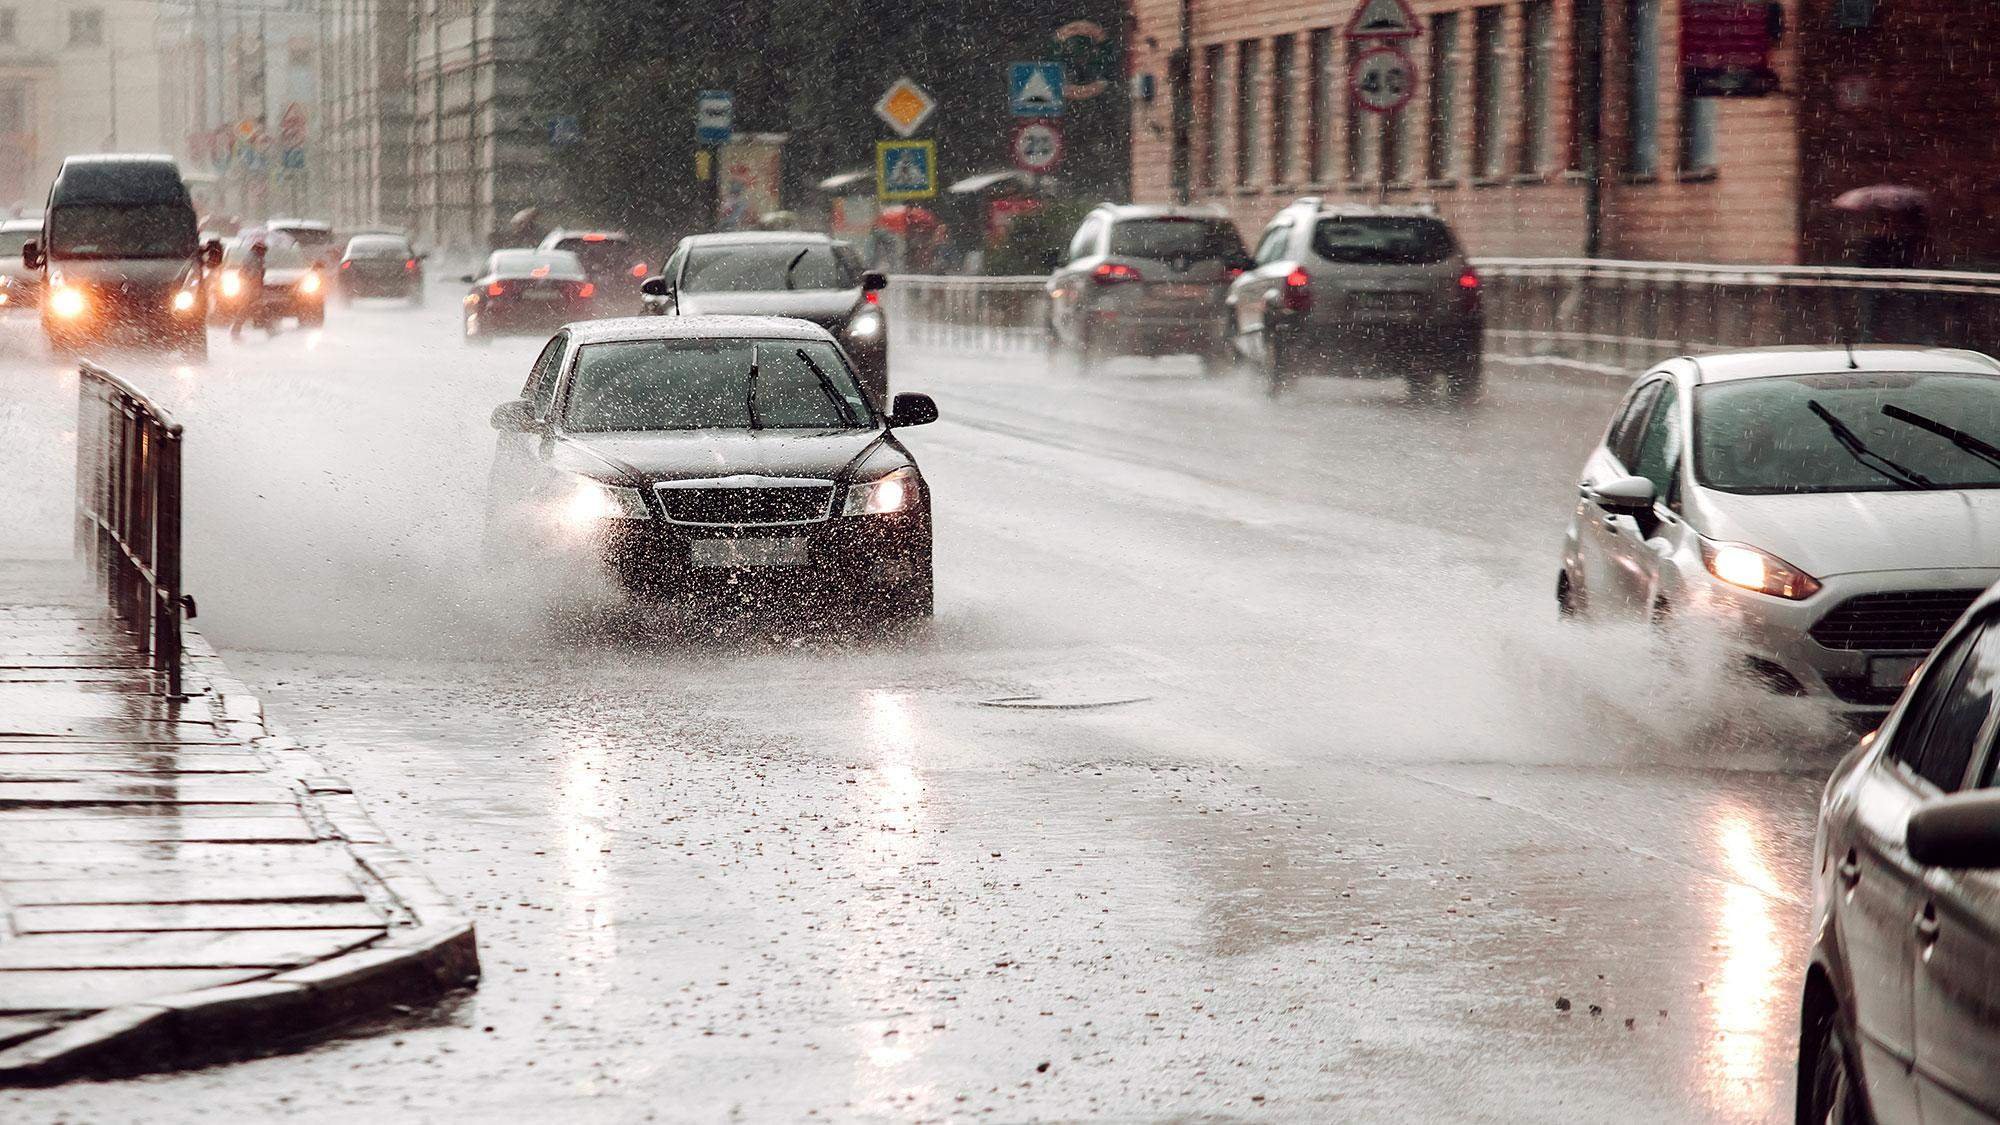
[1126,0,2000,268]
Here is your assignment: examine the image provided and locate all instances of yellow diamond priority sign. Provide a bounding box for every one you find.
[874,77,937,138]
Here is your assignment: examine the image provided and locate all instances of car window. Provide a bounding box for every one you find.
[1066,218,1103,263]
[525,333,568,416]
[346,236,409,259]
[562,339,868,433]
[1106,218,1245,262]
[1608,381,1665,469]
[489,250,585,278]
[1892,619,2000,792]
[1253,224,1291,265]
[1310,217,1457,264]
[1630,383,1681,497]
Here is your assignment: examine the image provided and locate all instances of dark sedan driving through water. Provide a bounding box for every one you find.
[640,232,889,405]
[485,316,937,624]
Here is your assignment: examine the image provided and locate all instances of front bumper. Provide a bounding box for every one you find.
[1697,566,2000,715]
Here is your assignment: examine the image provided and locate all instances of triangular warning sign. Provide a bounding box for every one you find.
[1018,70,1059,108]
[1345,0,1419,38]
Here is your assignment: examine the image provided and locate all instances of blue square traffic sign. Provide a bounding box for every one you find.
[696,90,734,145]
[1008,62,1064,117]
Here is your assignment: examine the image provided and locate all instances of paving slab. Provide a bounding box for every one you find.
[14,901,386,935]
[0,815,314,843]
[2,872,364,907]
[0,970,266,1014]
[0,929,385,971]
[0,840,344,874]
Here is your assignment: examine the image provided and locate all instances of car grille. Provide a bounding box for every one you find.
[655,482,834,526]
[1808,589,1984,652]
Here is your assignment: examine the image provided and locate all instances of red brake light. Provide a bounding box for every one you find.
[339,260,351,270]
[1092,262,1142,284]
[1227,266,1245,279]
[629,262,648,278]
[1282,267,1313,313]
[486,282,505,297]
[582,233,608,243]
[1458,270,1480,290]
[578,282,596,299]
[405,258,418,271]
[864,291,880,305]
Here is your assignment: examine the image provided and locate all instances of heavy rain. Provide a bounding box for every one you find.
[1,2,1997,1123]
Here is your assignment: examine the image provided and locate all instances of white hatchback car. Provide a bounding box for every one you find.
[1559,346,2000,725]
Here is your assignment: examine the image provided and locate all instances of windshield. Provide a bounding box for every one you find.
[563,339,873,432]
[48,203,196,259]
[1311,217,1457,265]
[1696,371,2000,494]
[681,244,857,293]
[1108,218,1245,262]
[275,225,336,248]
[491,250,585,278]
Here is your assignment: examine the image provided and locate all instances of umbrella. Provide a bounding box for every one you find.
[816,170,872,193]
[873,204,939,234]
[509,206,541,227]
[1832,184,1931,213]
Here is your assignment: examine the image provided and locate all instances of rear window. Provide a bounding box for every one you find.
[275,225,336,248]
[1108,219,1245,262]
[346,236,410,259]
[490,250,586,279]
[554,237,640,276]
[1311,217,1458,265]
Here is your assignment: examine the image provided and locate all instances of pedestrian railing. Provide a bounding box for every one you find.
[888,261,2000,378]
[74,363,190,698]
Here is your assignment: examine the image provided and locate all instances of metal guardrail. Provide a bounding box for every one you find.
[74,363,189,698]
[887,261,2000,377]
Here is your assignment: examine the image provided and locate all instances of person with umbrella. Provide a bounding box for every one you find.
[229,239,268,340]
[1834,184,1931,270]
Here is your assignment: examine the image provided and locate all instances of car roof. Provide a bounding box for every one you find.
[545,229,632,242]
[1089,202,1234,222]
[563,315,837,346]
[1678,345,2000,385]
[1274,195,1443,221]
[268,218,331,228]
[680,231,837,247]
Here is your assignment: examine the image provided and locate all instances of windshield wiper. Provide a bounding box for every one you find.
[793,348,861,428]
[782,248,810,291]
[1881,403,2000,473]
[1807,399,1934,490]
[745,346,763,431]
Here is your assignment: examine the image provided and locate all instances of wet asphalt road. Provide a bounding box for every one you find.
[0,295,1844,1122]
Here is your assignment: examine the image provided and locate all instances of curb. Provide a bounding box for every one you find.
[0,631,479,1086]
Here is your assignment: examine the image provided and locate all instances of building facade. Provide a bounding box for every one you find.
[0,0,172,212]
[1129,0,2000,268]
[158,0,322,223]
[321,0,414,232]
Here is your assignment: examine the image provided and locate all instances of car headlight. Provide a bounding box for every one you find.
[558,478,650,528]
[300,271,323,295]
[1701,540,1821,600]
[172,289,197,313]
[843,466,920,516]
[219,269,242,298]
[49,283,85,319]
[847,309,884,340]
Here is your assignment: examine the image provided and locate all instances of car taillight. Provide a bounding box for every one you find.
[1282,267,1313,313]
[487,282,506,297]
[578,282,597,298]
[1226,266,1245,279]
[1458,270,1479,291]
[629,262,648,278]
[339,260,352,270]
[864,291,880,305]
[1092,262,1142,285]
[405,258,418,271]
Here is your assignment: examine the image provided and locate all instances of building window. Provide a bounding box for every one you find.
[1235,40,1261,185]
[1383,104,1412,183]
[1681,95,1718,173]
[0,10,16,44]
[1520,0,1554,173]
[1271,35,1296,184]
[1200,45,1224,189]
[1626,0,1661,176]
[1345,39,1377,182]
[68,8,103,47]
[1568,0,1601,172]
[1308,29,1333,182]
[1426,12,1460,180]
[1472,6,1505,179]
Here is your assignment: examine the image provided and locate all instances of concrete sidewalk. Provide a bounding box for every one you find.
[0,558,476,1084]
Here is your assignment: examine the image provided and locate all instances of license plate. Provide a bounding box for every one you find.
[523,290,562,301]
[1352,291,1422,314]
[1155,284,1209,300]
[689,537,807,569]
[1869,655,1924,689]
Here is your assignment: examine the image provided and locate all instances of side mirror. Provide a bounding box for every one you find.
[22,239,43,270]
[861,270,888,293]
[202,239,224,269]
[459,273,477,285]
[1582,474,1657,516]
[1907,792,2000,868]
[888,392,938,428]
[639,276,673,298]
[1227,253,1256,273]
[488,399,542,433]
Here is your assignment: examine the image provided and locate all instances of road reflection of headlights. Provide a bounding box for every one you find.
[172,289,197,312]
[50,284,85,319]
[559,478,650,528]
[847,310,884,340]
[219,269,242,298]
[843,466,919,516]
[300,271,322,295]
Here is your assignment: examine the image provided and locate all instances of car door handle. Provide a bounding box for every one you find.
[1838,850,1861,887]
[1916,902,1940,943]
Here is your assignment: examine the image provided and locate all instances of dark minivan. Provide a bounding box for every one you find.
[24,154,220,360]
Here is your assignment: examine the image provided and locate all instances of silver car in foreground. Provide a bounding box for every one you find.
[1559,345,2000,725]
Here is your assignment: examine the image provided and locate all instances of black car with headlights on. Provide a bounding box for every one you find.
[639,232,890,406]
[462,249,596,342]
[485,315,937,623]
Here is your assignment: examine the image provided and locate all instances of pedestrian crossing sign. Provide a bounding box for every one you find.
[876,139,937,201]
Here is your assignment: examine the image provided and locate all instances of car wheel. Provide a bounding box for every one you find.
[465,316,489,346]
[1199,345,1234,378]
[300,306,325,329]
[1556,571,1581,619]
[1802,1005,1871,1125]
[408,288,425,309]
[1443,354,1483,406]
[1264,331,1297,397]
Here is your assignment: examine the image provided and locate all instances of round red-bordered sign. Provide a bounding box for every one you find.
[1349,45,1416,114]
[1011,119,1064,174]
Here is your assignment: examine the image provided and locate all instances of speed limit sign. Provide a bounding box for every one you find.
[1349,45,1416,114]
[1011,119,1064,173]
